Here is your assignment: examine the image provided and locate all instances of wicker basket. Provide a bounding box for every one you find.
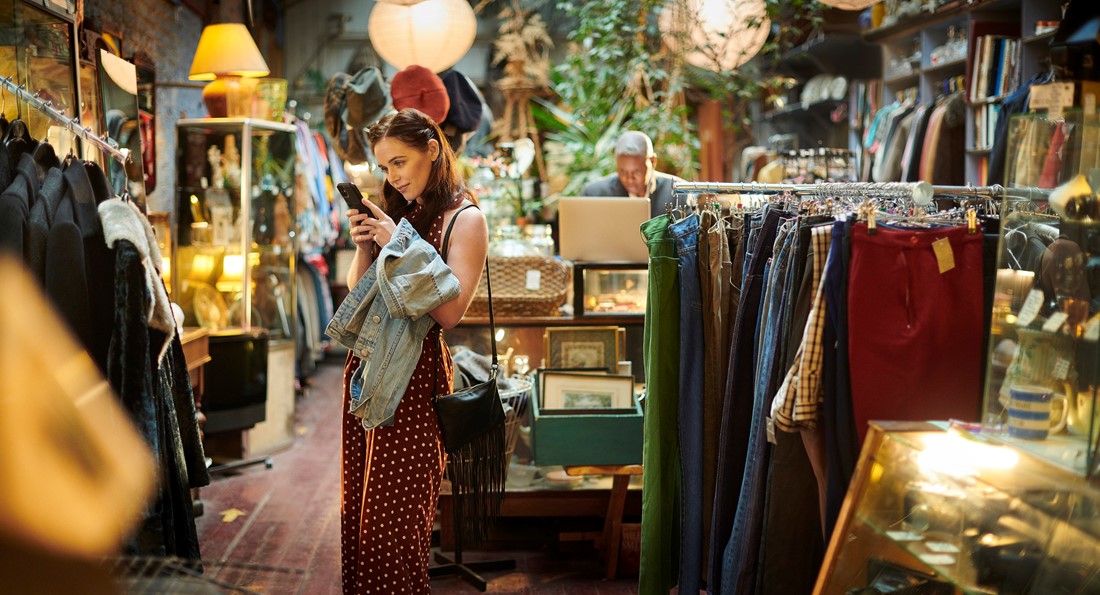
[467,256,569,317]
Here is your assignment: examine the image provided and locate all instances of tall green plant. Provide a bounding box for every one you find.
[542,0,699,193]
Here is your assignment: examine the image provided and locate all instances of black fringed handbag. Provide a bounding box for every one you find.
[434,203,507,545]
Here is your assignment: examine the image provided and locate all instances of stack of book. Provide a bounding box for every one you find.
[968,35,1021,104]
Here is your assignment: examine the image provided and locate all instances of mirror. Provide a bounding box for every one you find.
[133,53,155,194]
[97,49,146,210]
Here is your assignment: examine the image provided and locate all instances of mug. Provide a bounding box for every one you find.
[1007,385,1068,440]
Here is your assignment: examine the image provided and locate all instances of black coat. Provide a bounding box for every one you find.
[0,154,39,258]
[109,239,209,559]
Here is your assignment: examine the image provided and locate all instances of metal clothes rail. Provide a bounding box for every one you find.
[673,180,1051,206]
[0,74,130,165]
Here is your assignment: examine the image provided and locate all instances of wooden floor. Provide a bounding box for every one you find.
[194,354,641,594]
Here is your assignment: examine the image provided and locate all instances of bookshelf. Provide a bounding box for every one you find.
[864,0,1064,185]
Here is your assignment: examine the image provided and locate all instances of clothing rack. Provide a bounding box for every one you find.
[673,180,1051,206]
[0,74,131,165]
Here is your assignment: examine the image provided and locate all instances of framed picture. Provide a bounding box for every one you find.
[540,371,635,411]
[535,367,607,408]
[544,326,620,373]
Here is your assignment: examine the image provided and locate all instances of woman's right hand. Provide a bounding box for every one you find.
[348,209,376,252]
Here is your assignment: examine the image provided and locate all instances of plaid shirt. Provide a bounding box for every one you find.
[769,224,832,440]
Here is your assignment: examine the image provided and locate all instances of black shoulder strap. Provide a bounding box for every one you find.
[440,203,496,368]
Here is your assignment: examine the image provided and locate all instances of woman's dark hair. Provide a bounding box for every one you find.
[367,108,470,236]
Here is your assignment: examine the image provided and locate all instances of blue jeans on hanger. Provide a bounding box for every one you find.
[708,208,787,594]
[721,221,797,595]
[671,213,705,593]
[822,218,858,540]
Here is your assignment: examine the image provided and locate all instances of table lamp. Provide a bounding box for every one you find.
[188,23,270,118]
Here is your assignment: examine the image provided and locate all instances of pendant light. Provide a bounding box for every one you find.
[368,0,478,73]
[666,0,771,72]
[816,0,879,10]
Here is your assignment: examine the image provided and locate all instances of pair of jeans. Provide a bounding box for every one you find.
[700,210,734,580]
[640,215,682,594]
[721,220,797,595]
[672,213,705,593]
[708,208,786,593]
[822,219,857,539]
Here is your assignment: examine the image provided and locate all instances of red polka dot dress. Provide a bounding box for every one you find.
[340,203,454,594]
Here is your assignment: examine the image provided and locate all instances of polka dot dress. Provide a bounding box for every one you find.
[340,203,456,594]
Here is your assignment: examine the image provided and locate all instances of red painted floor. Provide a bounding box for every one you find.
[194,354,640,594]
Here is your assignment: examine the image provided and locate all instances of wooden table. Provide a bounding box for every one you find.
[437,465,643,579]
[180,327,211,516]
[564,465,643,580]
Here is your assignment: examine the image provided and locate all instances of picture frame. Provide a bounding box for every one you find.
[535,367,607,408]
[540,371,635,411]
[544,326,620,373]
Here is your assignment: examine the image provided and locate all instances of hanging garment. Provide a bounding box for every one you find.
[822,219,857,539]
[708,208,787,593]
[0,153,40,257]
[847,222,984,444]
[989,73,1050,185]
[699,209,735,580]
[671,213,705,593]
[721,219,797,595]
[99,197,208,559]
[42,165,93,352]
[340,201,449,594]
[900,103,933,182]
[639,214,682,595]
[919,101,948,182]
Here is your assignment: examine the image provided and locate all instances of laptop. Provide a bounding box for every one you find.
[558,196,650,262]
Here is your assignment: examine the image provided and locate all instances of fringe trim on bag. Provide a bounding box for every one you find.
[446,421,507,546]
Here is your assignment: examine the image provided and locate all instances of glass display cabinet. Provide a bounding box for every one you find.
[816,422,1100,594]
[172,118,297,345]
[174,118,298,458]
[572,262,648,316]
[981,109,1100,479]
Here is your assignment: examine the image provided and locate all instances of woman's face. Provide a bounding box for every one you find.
[374,137,440,203]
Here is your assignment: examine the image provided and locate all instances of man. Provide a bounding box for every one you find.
[582,131,685,218]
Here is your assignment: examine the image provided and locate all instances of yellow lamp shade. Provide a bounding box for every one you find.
[188,23,270,80]
[368,0,477,72]
[664,0,771,72]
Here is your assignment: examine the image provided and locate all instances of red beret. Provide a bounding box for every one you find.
[390,65,450,124]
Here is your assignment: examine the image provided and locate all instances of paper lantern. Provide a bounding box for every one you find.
[665,0,771,71]
[816,0,879,10]
[368,0,478,73]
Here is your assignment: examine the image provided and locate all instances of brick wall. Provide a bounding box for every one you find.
[84,0,205,213]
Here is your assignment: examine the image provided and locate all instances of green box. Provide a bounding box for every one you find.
[531,394,644,466]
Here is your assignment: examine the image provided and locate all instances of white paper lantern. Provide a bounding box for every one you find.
[816,0,878,10]
[665,0,771,72]
[368,0,478,73]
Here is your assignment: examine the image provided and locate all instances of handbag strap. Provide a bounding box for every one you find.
[441,203,497,371]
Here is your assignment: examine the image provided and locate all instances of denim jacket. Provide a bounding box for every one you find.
[325,218,461,428]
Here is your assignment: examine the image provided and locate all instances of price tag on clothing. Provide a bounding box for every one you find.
[525,269,542,291]
[1042,311,1069,333]
[1016,289,1044,328]
[931,238,955,274]
[1053,358,1070,381]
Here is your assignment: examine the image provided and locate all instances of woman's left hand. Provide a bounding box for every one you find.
[359,200,397,247]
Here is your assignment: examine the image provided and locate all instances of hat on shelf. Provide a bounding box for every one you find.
[390,65,450,124]
[325,67,391,164]
[439,70,483,134]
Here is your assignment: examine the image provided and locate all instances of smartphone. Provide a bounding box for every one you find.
[337,183,376,218]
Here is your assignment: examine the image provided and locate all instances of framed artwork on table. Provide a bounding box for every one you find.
[540,371,635,411]
[544,326,620,373]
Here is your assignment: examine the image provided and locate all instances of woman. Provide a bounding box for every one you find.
[340,108,488,593]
